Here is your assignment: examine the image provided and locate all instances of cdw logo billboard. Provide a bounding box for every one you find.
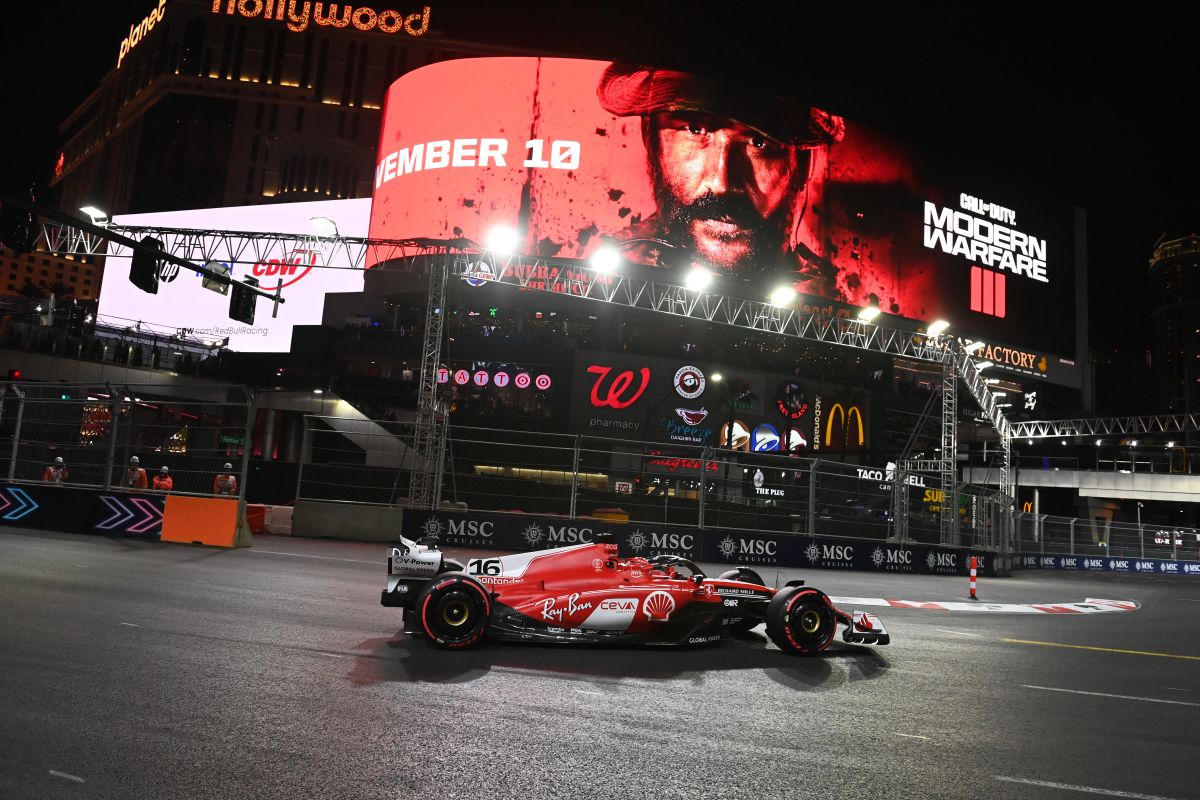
[248,249,318,289]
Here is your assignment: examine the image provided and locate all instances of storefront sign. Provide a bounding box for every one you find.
[213,1,431,36]
[119,0,166,68]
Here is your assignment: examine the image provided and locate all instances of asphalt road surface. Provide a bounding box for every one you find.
[3,527,1199,800]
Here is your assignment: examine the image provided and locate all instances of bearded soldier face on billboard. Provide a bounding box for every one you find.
[596,64,844,281]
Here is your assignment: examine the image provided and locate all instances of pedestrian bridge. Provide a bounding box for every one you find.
[963,467,1200,502]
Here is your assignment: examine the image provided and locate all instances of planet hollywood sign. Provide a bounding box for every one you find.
[211,1,431,36]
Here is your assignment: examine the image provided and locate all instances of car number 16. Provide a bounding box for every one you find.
[468,558,501,576]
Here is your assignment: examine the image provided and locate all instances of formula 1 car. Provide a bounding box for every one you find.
[380,531,890,655]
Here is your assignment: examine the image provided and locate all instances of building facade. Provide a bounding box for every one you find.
[51,0,523,220]
[1150,235,1200,414]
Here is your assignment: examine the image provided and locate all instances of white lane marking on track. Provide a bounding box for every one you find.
[936,629,981,636]
[246,550,376,565]
[894,733,929,740]
[334,597,349,600]
[1022,685,1200,707]
[831,597,1138,613]
[574,690,603,696]
[995,775,1182,799]
[314,652,345,658]
[120,623,138,627]
[1163,687,1191,691]
[49,770,84,783]
[75,565,87,568]
[1180,599,1200,602]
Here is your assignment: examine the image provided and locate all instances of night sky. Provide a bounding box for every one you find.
[3,2,1195,358]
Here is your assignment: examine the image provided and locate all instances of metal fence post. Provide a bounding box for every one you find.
[102,384,118,490]
[698,446,710,529]
[569,434,581,520]
[234,387,257,545]
[296,415,311,504]
[7,386,24,481]
[1069,517,1075,556]
[1039,513,1045,555]
[807,459,817,537]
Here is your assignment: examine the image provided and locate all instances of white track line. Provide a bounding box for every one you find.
[246,549,376,565]
[995,776,1181,799]
[120,623,138,627]
[894,733,929,740]
[574,690,603,696]
[1022,685,1200,707]
[49,770,84,783]
[832,597,1138,613]
[936,629,981,636]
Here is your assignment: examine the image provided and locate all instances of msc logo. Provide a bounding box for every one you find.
[1161,563,1179,573]
[587,365,650,409]
[1083,558,1104,569]
[418,517,445,538]
[521,523,545,547]
[547,525,592,544]
[720,536,778,560]
[448,519,493,538]
[1061,557,1077,568]
[1111,560,1130,571]
[626,529,649,554]
[1134,560,1156,572]
[1039,556,1055,568]
[649,532,694,551]
[928,552,956,569]
[823,544,854,561]
[1184,564,1200,574]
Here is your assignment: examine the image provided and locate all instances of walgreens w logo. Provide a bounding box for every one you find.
[587,365,650,408]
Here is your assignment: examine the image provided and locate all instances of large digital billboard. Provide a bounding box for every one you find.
[369,58,1079,372]
[103,199,368,352]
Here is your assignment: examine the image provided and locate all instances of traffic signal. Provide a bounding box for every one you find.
[229,275,258,325]
[0,202,38,254]
[68,304,87,335]
[129,236,164,294]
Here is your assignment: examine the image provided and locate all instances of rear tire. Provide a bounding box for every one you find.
[765,587,836,655]
[415,573,491,649]
[718,568,767,634]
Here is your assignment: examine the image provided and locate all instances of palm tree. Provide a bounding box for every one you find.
[16,279,45,298]
[46,281,74,298]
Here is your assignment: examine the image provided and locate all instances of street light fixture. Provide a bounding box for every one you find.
[769,287,795,306]
[310,216,339,237]
[487,226,518,253]
[79,206,108,226]
[685,269,712,291]
[964,341,985,353]
[976,361,994,369]
[591,248,620,273]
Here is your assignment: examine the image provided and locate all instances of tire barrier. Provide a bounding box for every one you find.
[1012,554,1200,577]
[401,508,1013,578]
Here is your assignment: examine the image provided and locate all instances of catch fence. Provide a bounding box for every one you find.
[0,382,253,499]
[1015,512,1200,562]
[296,417,1008,549]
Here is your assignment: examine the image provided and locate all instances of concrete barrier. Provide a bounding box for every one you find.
[291,500,404,543]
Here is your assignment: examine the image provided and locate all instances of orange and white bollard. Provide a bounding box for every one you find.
[969,556,978,599]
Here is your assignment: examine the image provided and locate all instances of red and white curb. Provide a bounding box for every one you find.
[829,597,1139,614]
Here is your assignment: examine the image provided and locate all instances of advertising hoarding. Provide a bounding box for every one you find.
[369,57,1078,369]
[103,199,369,352]
[567,350,869,457]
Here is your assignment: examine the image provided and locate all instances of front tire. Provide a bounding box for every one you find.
[415,573,491,649]
[765,587,836,655]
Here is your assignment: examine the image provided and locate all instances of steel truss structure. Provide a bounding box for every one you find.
[1010,414,1200,440]
[19,213,1031,523]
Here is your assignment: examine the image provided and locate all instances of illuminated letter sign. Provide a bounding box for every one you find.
[213,1,430,36]
[119,0,167,69]
[587,365,650,409]
[823,404,864,449]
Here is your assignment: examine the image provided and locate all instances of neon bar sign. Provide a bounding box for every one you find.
[212,1,431,35]
[119,0,166,69]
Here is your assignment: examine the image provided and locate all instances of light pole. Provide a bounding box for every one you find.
[1137,501,1144,559]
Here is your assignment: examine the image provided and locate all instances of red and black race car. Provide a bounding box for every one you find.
[380,531,890,655]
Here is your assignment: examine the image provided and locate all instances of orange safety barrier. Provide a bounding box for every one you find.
[161,495,240,547]
[246,504,267,534]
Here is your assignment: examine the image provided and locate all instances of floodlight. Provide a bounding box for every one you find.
[487,226,518,253]
[857,305,880,321]
[685,269,712,291]
[79,206,108,225]
[927,320,950,334]
[992,392,1007,396]
[591,248,620,273]
[976,361,994,369]
[711,373,723,382]
[310,216,339,236]
[769,287,795,306]
[964,341,985,353]
[313,389,323,394]
[1168,441,1176,447]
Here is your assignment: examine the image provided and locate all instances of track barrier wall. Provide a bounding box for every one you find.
[400,508,1014,578]
[161,496,239,547]
[0,481,165,538]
